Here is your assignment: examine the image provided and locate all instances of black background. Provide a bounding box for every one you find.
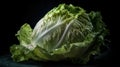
[0,0,118,66]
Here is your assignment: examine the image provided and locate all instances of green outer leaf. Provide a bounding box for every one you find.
[16,23,32,45]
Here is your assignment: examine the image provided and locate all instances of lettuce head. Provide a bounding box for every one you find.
[10,4,108,64]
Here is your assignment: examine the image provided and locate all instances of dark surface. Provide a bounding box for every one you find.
[0,0,118,67]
